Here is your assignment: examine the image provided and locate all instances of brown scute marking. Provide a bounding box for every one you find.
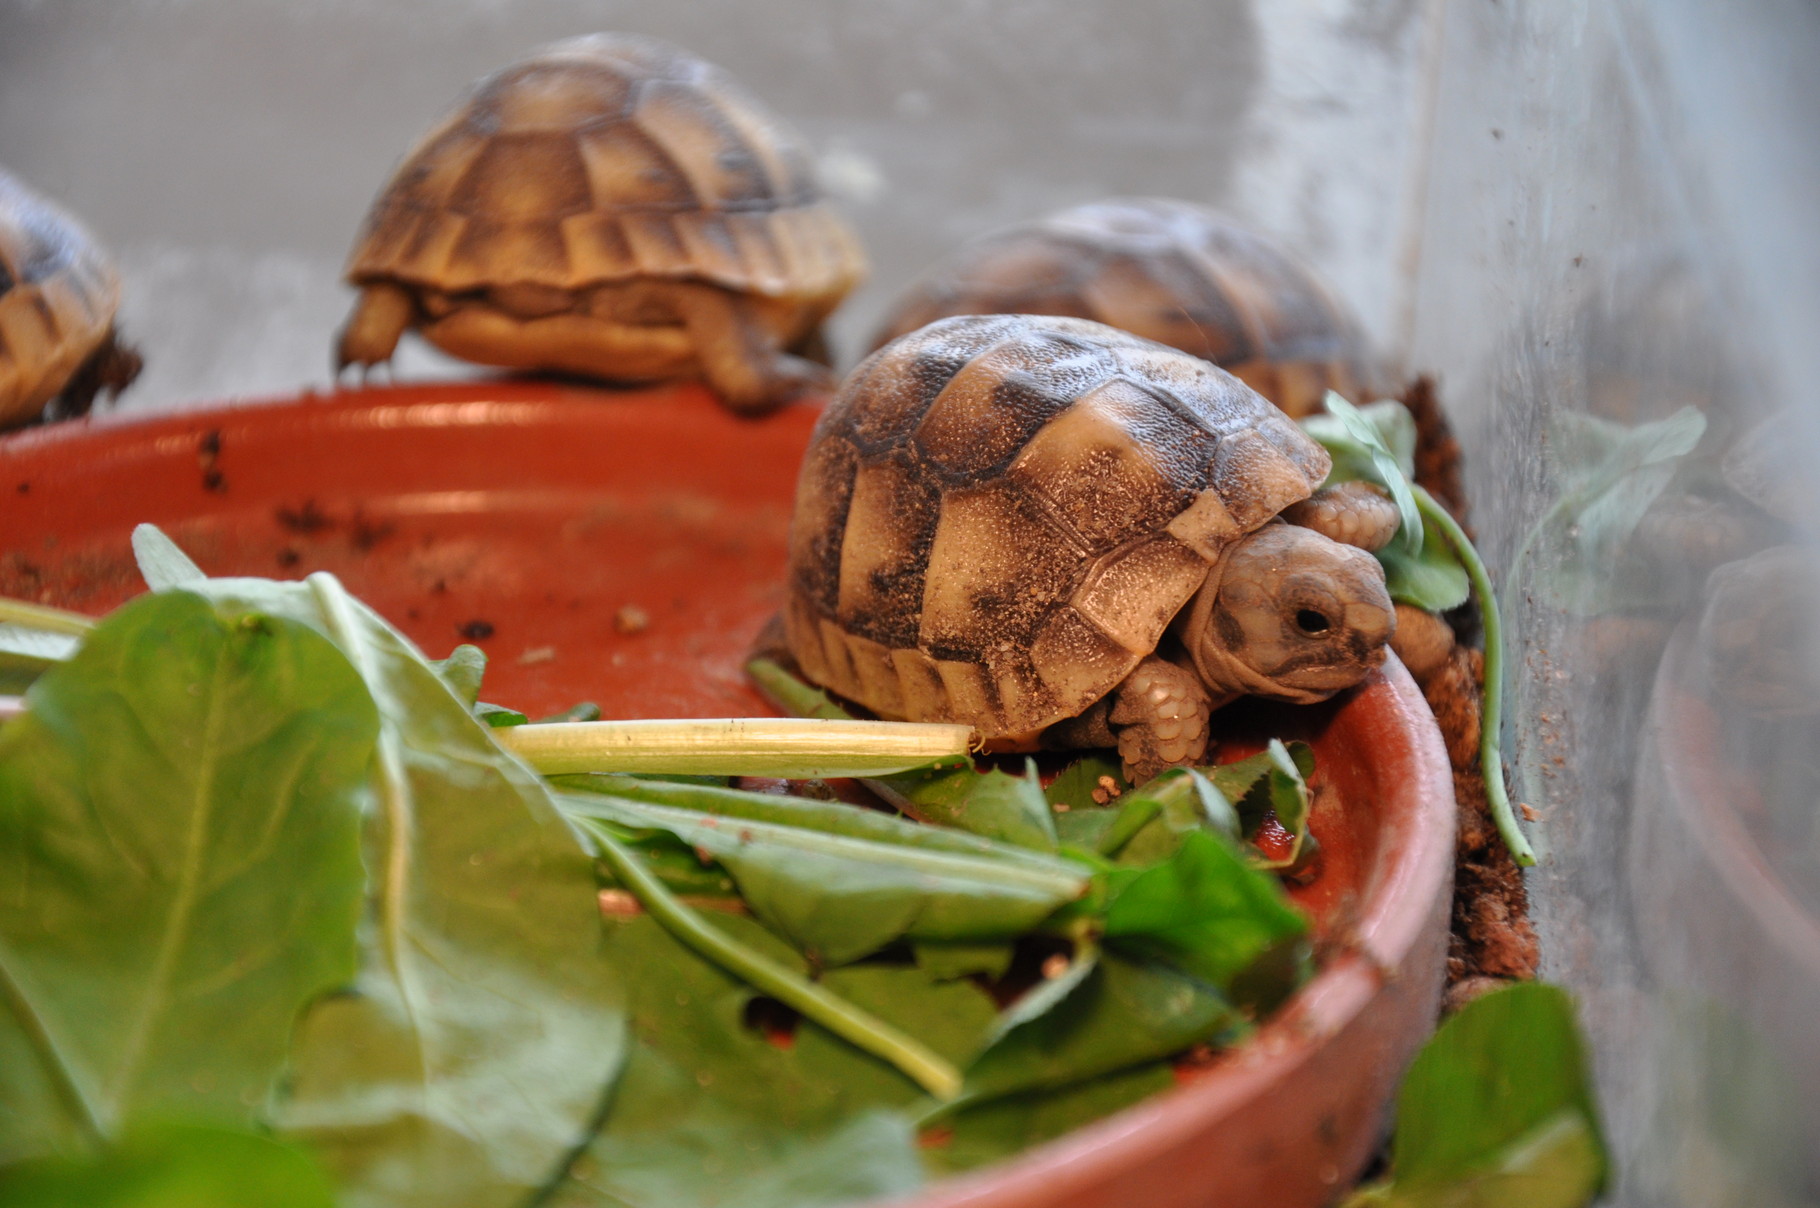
[782,592,833,687]
[659,213,743,289]
[843,632,908,719]
[558,212,641,282]
[393,211,470,282]
[890,647,954,722]
[448,219,571,282]
[912,332,1111,481]
[619,212,695,276]
[1029,608,1139,719]
[721,211,790,294]
[634,79,773,206]
[918,479,1085,659]
[1212,429,1322,528]
[574,124,699,211]
[935,658,1006,735]
[451,133,594,221]
[1007,388,1189,552]
[835,452,941,648]
[477,61,636,131]
[1254,411,1333,481]
[1164,488,1243,559]
[838,322,1016,457]
[982,647,1055,735]
[1269,361,1339,418]
[816,617,862,699]
[1071,534,1210,653]
[1081,251,1246,367]
[786,433,860,616]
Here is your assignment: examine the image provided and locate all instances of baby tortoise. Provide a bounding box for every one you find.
[783,314,1398,782]
[870,198,1385,419]
[337,33,866,412]
[0,167,141,430]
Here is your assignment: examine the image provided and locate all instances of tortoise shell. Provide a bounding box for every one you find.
[346,33,864,308]
[0,168,123,429]
[871,198,1383,418]
[784,313,1332,740]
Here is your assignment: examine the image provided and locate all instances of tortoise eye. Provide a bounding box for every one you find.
[1295,609,1332,636]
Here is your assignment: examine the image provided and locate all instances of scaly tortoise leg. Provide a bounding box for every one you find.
[1107,656,1214,785]
[335,282,416,373]
[662,282,833,413]
[1280,480,1402,552]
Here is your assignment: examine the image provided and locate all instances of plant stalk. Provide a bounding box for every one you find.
[0,597,95,636]
[498,717,973,778]
[1413,486,1536,866]
[586,821,965,1100]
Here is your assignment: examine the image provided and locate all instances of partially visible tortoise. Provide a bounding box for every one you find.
[784,313,1398,781]
[870,198,1385,419]
[0,167,141,430]
[337,33,866,412]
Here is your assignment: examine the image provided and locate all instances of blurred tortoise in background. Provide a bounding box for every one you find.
[783,313,1398,782]
[870,198,1386,421]
[0,167,142,430]
[337,33,866,413]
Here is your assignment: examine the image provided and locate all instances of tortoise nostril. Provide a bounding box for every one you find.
[1296,609,1331,636]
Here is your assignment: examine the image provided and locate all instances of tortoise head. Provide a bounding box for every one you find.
[1175,522,1395,705]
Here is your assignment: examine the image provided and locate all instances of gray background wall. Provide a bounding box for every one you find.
[6,1,1820,1202]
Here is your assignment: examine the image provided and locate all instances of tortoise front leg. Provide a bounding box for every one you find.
[1107,656,1215,785]
[663,283,833,413]
[335,282,416,373]
[1280,480,1402,551]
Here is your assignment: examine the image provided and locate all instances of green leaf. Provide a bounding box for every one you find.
[1378,518,1473,612]
[181,573,628,1208]
[875,759,1059,852]
[0,1122,338,1208]
[1304,393,1423,556]
[962,946,1239,1098]
[557,787,1089,966]
[546,913,950,1208]
[130,524,207,591]
[1213,740,1315,869]
[0,591,375,1160]
[1099,768,1239,865]
[1044,756,1126,810]
[0,626,76,694]
[473,702,530,728]
[1346,983,1606,1208]
[930,1063,1175,1177]
[428,644,488,706]
[1102,830,1310,1005]
[912,941,1015,982]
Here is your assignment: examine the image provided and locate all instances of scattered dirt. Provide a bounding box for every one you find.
[458,618,496,640]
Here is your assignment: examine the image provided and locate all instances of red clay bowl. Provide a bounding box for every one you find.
[0,381,1456,1207]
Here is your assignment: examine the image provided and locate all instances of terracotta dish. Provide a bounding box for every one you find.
[0,382,1454,1207]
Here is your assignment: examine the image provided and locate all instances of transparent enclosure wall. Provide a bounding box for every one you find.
[5,1,1819,1202]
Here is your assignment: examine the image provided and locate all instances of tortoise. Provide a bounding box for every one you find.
[336,33,866,413]
[869,198,1385,419]
[783,313,1399,782]
[0,167,142,430]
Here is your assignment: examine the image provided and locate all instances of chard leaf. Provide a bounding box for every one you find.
[473,702,529,728]
[130,524,207,591]
[1378,518,1473,612]
[1103,830,1310,1004]
[547,913,947,1208]
[912,941,1015,982]
[0,1122,337,1207]
[428,644,488,707]
[1215,740,1315,869]
[0,626,76,694]
[874,759,1058,852]
[1346,983,1607,1207]
[180,571,628,1208]
[0,591,374,1159]
[1043,756,1127,811]
[962,946,1239,1098]
[930,1062,1175,1176]
[1304,394,1423,556]
[558,789,1089,966]
[1102,768,1239,865]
